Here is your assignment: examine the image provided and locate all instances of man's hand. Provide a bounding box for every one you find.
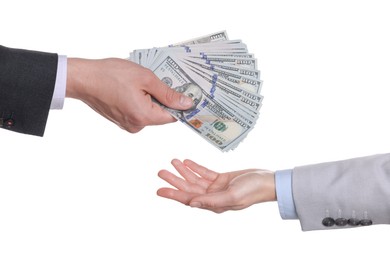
[66,58,193,133]
[157,159,276,213]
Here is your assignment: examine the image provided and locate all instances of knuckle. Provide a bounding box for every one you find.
[165,88,177,104]
[122,114,147,133]
[140,69,156,86]
[124,124,142,133]
[132,114,147,126]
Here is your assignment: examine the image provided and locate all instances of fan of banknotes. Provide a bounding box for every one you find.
[128,31,262,151]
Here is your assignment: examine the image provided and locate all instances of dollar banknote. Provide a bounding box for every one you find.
[128,31,262,151]
[171,31,229,46]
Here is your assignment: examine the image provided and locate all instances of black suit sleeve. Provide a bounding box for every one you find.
[0,45,58,136]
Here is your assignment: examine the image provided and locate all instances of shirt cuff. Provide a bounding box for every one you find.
[50,55,67,109]
[275,169,298,219]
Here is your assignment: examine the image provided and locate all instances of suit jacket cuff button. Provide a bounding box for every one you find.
[322,217,335,227]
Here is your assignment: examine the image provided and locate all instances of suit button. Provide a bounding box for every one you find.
[322,217,335,227]
[348,218,360,226]
[4,118,14,127]
[335,218,348,226]
[360,219,373,226]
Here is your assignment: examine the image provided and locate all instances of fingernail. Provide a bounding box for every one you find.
[190,202,201,208]
[180,95,193,107]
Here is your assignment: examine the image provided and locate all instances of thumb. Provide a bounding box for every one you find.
[150,81,193,110]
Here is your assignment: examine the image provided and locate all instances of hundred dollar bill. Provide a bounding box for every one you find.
[131,41,248,67]
[177,42,248,53]
[188,55,258,70]
[180,60,263,111]
[172,31,229,46]
[161,41,249,57]
[151,54,254,151]
[185,58,261,80]
[178,62,260,123]
[179,58,262,94]
[196,53,255,59]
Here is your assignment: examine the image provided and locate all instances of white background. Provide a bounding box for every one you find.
[1,0,390,259]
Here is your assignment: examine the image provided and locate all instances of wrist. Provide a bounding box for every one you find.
[264,171,276,202]
[249,170,276,205]
[66,58,92,100]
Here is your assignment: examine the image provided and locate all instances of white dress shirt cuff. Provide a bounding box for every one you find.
[275,169,298,219]
[50,55,67,109]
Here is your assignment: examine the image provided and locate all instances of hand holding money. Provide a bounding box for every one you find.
[129,31,263,151]
[66,58,193,133]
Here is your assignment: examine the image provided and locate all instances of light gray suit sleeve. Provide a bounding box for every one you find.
[292,153,390,231]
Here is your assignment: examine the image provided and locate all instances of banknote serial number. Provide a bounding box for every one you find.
[205,133,224,145]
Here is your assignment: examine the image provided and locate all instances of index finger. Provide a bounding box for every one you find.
[146,101,177,125]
